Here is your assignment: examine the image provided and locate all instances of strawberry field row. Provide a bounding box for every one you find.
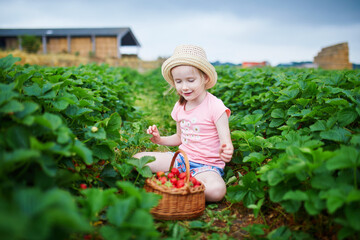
[211,66,360,239]
[1,53,359,239]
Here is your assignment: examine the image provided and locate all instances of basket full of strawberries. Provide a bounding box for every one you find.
[144,150,206,220]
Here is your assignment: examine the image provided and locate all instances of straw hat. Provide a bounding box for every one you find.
[161,45,217,89]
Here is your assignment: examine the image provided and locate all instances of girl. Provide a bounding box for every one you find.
[133,45,233,202]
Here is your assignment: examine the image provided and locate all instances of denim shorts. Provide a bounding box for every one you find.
[169,152,224,177]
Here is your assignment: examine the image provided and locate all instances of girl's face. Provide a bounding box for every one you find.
[171,65,209,104]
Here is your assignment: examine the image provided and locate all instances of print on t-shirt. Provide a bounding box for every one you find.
[180,119,201,144]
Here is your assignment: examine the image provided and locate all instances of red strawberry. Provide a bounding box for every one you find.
[171,167,180,176]
[160,176,167,184]
[80,183,87,190]
[167,172,175,179]
[176,179,185,188]
[157,171,165,178]
[178,172,187,180]
[170,177,177,184]
[190,177,198,186]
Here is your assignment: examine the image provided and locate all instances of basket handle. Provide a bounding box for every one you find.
[169,149,190,184]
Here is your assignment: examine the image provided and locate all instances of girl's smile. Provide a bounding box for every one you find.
[171,65,209,106]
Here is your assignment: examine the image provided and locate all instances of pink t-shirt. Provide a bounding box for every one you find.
[171,92,231,169]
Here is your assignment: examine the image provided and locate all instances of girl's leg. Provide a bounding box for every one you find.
[194,171,226,202]
[133,152,173,173]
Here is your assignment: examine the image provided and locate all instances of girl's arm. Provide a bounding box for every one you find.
[215,112,233,162]
[147,122,182,146]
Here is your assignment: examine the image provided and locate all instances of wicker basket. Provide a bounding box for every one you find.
[144,149,206,220]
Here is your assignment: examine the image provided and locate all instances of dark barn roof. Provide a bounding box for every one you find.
[0,27,140,47]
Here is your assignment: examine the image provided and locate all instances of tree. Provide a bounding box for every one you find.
[20,35,41,53]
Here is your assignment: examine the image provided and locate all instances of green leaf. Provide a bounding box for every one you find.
[283,190,308,201]
[107,197,136,227]
[320,189,346,214]
[139,191,161,210]
[116,181,142,201]
[337,108,358,127]
[231,130,254,140]
[266,169,285,186]
[326,145,360,170]
[325,98,349,106]
[138,166,153,178]
[226,185,246,203]
[267,226,292,240]
[36,155,57,177]
[242,114,263,125]
[269,184,291,202]
[311,173,336,190]
[345,204,360,231]
[65,105,93,117]
[86,127,106,140]
[0,99,24,113]
[23,83,42,96]
[5,126,30,149]
[100,164,118,178]
[126,209,154,230]
[304,190,325,215]
[72,140,93,165]
[34,112,63,131]
[115,163,133,178]
[350,135,360,146]
[188,220,209,229]
[14,101,39,118]
[296,98,312,107]
[80,188,117,220]
[106,112,122,132]
[52,99,69,110]
[100,226,131,240]
[310,120,327,132]
[127,156,155,170]
[0,90,19,105]
[243,152,266,165]
[271,108,286,119]
[269,118,284,128]
[242,224,267,236]
[30,137,55,151]
[3,149,41,163]
[247,198,264,218]
[281,199,301,213]
[320,127,351,143]
[346,189,360,202]
[0,54,21,70]
[56,126,72,144]
[93,144,114,160]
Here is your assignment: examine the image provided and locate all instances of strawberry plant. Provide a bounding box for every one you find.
[0,55,160,239]
[1,53,359,239]
[212,66,360,239]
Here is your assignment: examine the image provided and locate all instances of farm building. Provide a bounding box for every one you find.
[0,27,140,59]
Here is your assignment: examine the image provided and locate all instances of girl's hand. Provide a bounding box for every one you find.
[147,125,161,144]
[219,143,233,162]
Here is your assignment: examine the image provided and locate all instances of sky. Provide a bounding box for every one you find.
[0,0,359,65]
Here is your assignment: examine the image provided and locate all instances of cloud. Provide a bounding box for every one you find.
[1,0,359,64]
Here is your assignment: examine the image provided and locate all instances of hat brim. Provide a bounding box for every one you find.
[161,55,217,89]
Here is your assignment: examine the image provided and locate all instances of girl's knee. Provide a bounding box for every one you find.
[204,181,226,202]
